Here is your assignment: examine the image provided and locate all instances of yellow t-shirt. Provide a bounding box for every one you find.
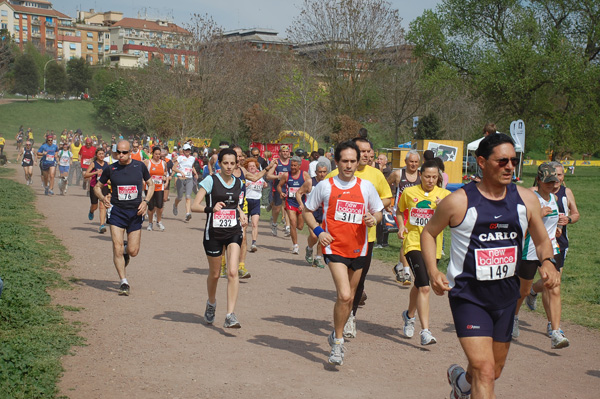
[326,165,393,242]
[0,137,5,146]
[400,185,450,258]
[70,143,82,161]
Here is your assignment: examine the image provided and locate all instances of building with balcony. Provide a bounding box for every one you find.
[76,23,109,65]
[77,9,123,26]
[0,0,71,55]
[108,17,196,70]
[221,28,292,52]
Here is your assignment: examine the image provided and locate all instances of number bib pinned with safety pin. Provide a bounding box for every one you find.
[334,200,364,224]
[213,209,238,228]
[117,185,138,201]
[409,208,434,227]
[475,246,517,281]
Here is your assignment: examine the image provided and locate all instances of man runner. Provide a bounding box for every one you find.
[304,141,383,365]
[96,140,154,296]
[267,145,292,237]
[172,143,197,222]
[37,135,58,195]
[420,133,560,399]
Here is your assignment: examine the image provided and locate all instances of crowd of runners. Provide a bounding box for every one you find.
[7,124,581,399]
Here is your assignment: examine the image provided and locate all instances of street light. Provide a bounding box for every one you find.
[43,57,62,94]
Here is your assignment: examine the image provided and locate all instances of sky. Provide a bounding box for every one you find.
[56,0,441,37]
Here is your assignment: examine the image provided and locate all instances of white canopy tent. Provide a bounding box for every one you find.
[465,134,524,179]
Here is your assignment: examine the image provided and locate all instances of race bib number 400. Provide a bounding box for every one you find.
[409,208,434,227]
[475,246,517,281]
[334,200,364,224]
[213,209,238,228]
[117,185,138,201]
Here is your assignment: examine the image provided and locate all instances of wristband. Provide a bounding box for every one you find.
[143,199,149,204]
[313,226,325,236]
[204,206,213,214]
[567,216,572,224]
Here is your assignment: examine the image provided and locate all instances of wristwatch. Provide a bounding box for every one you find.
[541,257,557,267]
[143,199,150,204]
[567,216,572,224]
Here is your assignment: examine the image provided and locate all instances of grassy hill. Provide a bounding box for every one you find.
[0,99,113,143]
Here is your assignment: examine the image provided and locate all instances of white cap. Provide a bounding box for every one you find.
[183,144,192,150]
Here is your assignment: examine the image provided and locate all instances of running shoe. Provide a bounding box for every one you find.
[313,257,325,269]
[123,241,130,267]
[343,311,356,338]
[374,244,384,249]
[403,272,412,286]
[284,226,291,237]
[402,310,415,338]
[550,329,570,349]
[359,291,367,306]
[250,243,258,252]
[99,224,106,234]
[448,364,470,399]
[305,246,314,264]
[172,203,178,216]
[547,322,552,337]
[220,264,227,278]
[328,342,345,366]
[238,265,251,279]
[147,223,153,231]
[393,264,404,283]
[88,211,94,221]
[224,313,241,328]
[271,223,278,236]
[204,301,216,324]
[512,316,520,339]
[48,189,54,196]
[327,330,336,347]
[156,221,165,231]
[185,213,192,222]
[525,289,538,311]
[292,244,299,254]
[420,329,437,345]
[118,283,130,296]
[44,186,49,196]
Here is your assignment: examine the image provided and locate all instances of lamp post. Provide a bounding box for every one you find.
[43,58,61,94]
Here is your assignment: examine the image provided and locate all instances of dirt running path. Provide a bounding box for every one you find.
[3,144,599,398]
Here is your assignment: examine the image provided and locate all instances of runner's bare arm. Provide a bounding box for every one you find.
[386,169,400,186]
[82,162,96,179]
[276,173,287,198]
[266,161,279,181]
[565,187,580,224]
[518,187,561,289]
[238,206,248,227]
[295,177,312,208]
[303,206,334,247]
[421,190,467,295]
[137,179,154,216]
[191,187,208,213]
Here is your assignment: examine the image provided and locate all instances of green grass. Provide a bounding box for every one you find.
[0,99,113,144]
[0,167,83,399]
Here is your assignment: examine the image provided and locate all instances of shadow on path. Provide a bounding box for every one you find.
[72,278,118,293]
[247,334,326,364]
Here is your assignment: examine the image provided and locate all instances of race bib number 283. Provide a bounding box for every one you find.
[475,246,517,281]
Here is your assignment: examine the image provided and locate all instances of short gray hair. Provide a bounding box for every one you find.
[315,160,331,174]
[290,155,302,164]
[405,149,420,161]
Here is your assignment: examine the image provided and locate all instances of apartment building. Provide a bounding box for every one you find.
[221,28,291,52]
[107,17,196,70]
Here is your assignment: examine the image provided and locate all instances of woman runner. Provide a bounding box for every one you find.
[84,148,110,233]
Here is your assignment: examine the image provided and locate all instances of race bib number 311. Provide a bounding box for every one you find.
[334,200,364,224]
[475,246,517,281]
[117,185,138,201]
[213,209,238,228]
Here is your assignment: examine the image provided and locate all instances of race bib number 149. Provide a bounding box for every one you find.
[475,246,517,281]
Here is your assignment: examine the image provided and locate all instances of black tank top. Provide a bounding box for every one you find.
[204,175,243,241]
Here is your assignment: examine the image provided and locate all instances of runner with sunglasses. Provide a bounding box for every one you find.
[421,133,560,399]
[95,140,154,296]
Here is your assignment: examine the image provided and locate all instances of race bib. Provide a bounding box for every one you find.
[23,158,31,164]
[183,167,192,178]
[288,186,299,198]
[213,209,238,228]
[248,181,262,191]
[152,175,163,184]
[45,154,55,162]
[117,185,138,201]
[83,159,91,165]
[60,156,70,166]
[409,208,435,227]
[475,246,517,281]
[334,200,364,224]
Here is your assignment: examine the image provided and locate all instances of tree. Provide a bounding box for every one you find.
[0,30,15,91]
[45,61,67,102]
[66,58,92,95]
[415,112,442,140]
[330,115,362,143]
[241,103,283,143]
[94,78,146,133]
[288,0,405,120]
[13,53,39,101]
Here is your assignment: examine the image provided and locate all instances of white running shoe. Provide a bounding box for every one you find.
[448,364,470,399]
[147,223,153,231]
[328,342,344,366]
[525,289,538,311]
[284,226,291,237]
[271,223,278,236]
[420,329,437,345]
[550,329,570,349]
[402,310,415,338]
[512,316,520,338]
[343,311,356,338]
[292,244,299,254]
[156,221,165,231]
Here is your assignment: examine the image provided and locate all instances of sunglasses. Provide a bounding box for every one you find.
[116,150,129,155]
[494,157,519,167]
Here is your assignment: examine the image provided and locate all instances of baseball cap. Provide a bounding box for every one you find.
[538,163,559,183]
[183,144,192,150]
[280,145,290,151]
[295,148,305,156]
[85,138,92,144]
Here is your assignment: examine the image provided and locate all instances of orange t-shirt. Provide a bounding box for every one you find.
[147,159,166,191]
